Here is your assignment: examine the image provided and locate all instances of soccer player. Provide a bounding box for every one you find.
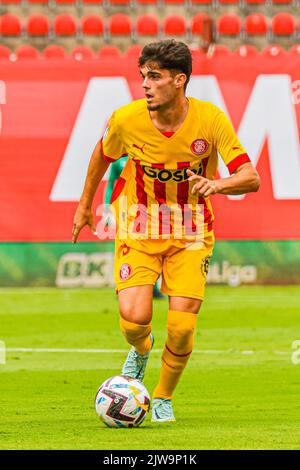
[72,40,260,422]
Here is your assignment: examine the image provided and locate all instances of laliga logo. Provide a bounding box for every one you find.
[0,81,6,135]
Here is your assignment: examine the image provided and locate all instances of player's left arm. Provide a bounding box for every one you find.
[188,110,260,197]
[187,162,260,196]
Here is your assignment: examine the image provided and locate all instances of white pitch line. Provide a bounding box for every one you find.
[5,348,289,355]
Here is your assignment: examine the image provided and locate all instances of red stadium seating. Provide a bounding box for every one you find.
[0,45,12,59]
[43,45,67,58]
[272,13,295,36]
[244,14,268,35]
[163,15,187,36]
[108,14,132,36]
[109,0,131,5]
[98,45,122,57]
[218,0,239,4]
[136,15,159,36]
[55,0,77,4]
[290,44,300,55]
[164,0,185,4]
[262,45,287,56]
[81,15,104,35]
[16,45,40,59]
[27,0,49,4]
[190,0,213,5]
[0,14,22,36]
[136,0,158,4]
[191,13,211,36]
[124,45,143,59]
[235,45,258,57]
[244,0,265,4]
[216,14,242,36]
[71,45,95,59]
[27,14,50,36]
[271,0,293,4]
[1,0,22,3]
[54,15,77,36]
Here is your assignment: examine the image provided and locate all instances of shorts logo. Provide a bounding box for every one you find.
[120,244,131,256]
[191,139,209,156]
[201,256,211,277]
[120,263,132,281]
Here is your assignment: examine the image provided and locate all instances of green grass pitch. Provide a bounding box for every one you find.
[0,286,300,450]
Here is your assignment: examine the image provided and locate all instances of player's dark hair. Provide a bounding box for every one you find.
[139,40,192,92]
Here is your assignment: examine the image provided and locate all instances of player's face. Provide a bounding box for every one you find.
[140,63,185,111]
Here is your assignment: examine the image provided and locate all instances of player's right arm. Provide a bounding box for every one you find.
[72,140,110,243]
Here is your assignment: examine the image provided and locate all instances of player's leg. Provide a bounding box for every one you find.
[114,240,161,380]
[152,232,214,421]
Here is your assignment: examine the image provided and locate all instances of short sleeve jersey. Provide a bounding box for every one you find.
[101,97,250,247]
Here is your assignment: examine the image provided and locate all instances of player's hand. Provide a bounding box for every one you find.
[72,204,97,244]
[187,169,221,197]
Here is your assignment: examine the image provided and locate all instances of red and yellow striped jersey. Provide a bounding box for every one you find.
[101,97,250,250]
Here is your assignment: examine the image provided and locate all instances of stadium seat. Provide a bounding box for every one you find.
[235,44,258,57]
[0,45,12,59]
[16,45,40,59]
[1,0,22,3]
[81,15,104,35]
[244,13,268,36]
[0,14,22,36]
[290,44,300,55]
[82,0,102,3]
[136,0,158,4]
[55,0,77,3]
[271,13,295,36]
[27,14,50,36]
[271,0,293,4]
[216,14,242,36]
[54,14,77,36]
[218,0,240,4]
[262,45,287,56]
[124,44,143,59]
[71,45,95,59]
[109,0,131,6]
[164,0,185,4]
[136,15,159,37]
[244,0,266,5]
[98,45,122,57]
[27,0,49,4]
[43,45,67,58]
[108,14,132,35]
[191,13,211,36]
[163,15,187,37]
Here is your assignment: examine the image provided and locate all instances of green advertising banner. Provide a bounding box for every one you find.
[0,241,299,287]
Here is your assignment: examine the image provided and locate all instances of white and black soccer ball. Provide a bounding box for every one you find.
[95,375,151,428]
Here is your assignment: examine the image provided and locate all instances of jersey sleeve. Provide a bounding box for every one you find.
[212,111,251,174]
[100,112,127,163]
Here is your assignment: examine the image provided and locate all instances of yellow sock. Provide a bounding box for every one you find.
[153,309,198,400]
[120,317,152,355]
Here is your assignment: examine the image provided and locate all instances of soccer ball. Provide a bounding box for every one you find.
[95,375,151,428]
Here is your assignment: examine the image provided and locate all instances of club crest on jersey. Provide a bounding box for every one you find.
[191,139,209,156]
[120,263,132,281]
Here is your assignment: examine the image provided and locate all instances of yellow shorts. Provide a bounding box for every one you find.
[114,231,215,300]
